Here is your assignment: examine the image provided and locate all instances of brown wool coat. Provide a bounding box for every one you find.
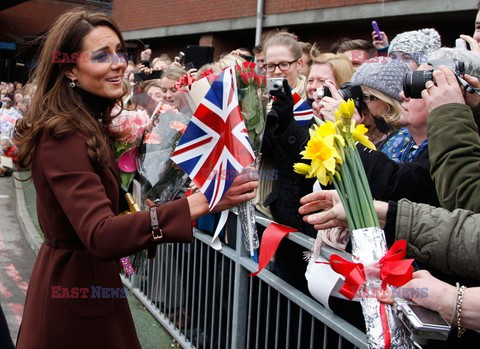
[17,130,192,349]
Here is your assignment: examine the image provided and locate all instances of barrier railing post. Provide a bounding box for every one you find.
[231,212,249,348]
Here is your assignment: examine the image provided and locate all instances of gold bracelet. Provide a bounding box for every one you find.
[456,285,467,338]
[450,282,460,324]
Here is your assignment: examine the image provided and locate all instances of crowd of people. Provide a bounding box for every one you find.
[1,2,480,348]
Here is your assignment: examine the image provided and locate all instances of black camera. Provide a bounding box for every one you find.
[403,58,465,98]
[317,82,364,112]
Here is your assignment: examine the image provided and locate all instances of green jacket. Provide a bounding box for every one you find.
[395,199,480,280]
[428,103,480,212]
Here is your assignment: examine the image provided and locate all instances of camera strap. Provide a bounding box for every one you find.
[458,76,480,96]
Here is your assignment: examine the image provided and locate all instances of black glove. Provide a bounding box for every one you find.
[269,79,294,134]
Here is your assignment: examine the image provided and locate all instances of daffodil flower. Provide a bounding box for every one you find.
[334,99,355,127]
[294,122,344,186]
[350,122,376,150]
[293,162,311,176]
[295,97,379,229]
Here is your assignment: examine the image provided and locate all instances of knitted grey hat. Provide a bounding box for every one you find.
[351,57,410,100]
[388,28,441,64]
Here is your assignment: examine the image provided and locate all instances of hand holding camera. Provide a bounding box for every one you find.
[316,80,342,122]
[459,34,480,54]
[421,65,466,113]
[269,79,294,132]
[463,74,480,109]
[378,270,452,344]
[317,82,364,120]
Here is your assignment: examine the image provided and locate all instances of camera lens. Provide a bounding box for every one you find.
[403,71,433,98]
[337,84,363,111]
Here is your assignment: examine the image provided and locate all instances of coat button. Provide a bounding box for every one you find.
[288,136,296,144]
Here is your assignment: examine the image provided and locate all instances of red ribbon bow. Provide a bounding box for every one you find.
[329,240,413,349]
[329,240,414,301]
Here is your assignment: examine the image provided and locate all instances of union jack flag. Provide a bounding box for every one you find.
[291,89,314,126]
[171,68,255,210]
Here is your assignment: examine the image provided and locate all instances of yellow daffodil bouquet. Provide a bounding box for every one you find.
[295,99,415,348]
[294,99,379,230]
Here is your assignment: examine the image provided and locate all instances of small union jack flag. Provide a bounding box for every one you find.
[291,89,314,126]
[171,68,255,210]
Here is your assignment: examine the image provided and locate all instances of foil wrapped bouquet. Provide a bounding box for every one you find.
[294,100,415,349]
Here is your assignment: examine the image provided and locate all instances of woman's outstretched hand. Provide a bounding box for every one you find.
[299,190,348,230]
[212,166,259,213]
[187,166,259,219]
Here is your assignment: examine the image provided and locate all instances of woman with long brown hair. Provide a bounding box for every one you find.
[13,8,256,348]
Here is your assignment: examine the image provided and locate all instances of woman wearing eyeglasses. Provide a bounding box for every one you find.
[256,31,317,305]
[264,31,307,99]
[349,57,409,145]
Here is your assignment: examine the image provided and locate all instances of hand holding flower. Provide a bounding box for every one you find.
[211,166,259,213]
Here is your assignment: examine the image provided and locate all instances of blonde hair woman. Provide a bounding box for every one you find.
[306,53,354,99]
[350,57,410,144]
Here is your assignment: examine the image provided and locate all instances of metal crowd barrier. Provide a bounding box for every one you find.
[121,211,368,349]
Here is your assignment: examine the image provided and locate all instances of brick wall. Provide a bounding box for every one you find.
[113,0,396,32]
[0,0,91,41]
[113,0,257,31]
[113,0,476,66]
[124,9,477,64]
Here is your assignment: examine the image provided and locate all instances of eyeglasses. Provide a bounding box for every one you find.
[363,95,378,103]
[265,60,298,73]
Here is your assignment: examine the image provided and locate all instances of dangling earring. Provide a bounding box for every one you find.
[70,80,76,88]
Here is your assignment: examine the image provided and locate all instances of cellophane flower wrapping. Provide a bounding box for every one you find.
[109,106,152,275]
[109,106,151,192]
[351,228,413,349]
[137,104,190,207]
[294,100,413,348]
[235,62,267,254]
